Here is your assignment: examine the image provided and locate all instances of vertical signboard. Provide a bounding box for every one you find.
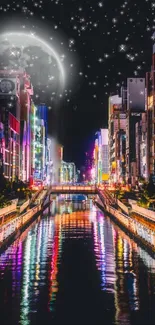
[127,78,145,112]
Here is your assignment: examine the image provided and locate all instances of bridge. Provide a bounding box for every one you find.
[49,185,97,195]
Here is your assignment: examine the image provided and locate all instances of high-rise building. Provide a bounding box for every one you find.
[126,78,146,185]
[94,131,102,183]
[108,94,126,185]
[101,129,109,182]
[0,69,35,184]
[0,70,21,181]
[94,129,109,184]
[60,161,76,184]
[31,104,48,187]
[116,130,126,184]
[20,72,33,183]
[146,33,155,182]
[135,112,148,183]
[57,144,63,183]
[84,151,94,182]
[46,138,53,185]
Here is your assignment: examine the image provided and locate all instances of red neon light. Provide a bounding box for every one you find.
[9,113,20,134]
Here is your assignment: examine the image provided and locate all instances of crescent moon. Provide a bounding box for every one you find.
[0,31,65,87]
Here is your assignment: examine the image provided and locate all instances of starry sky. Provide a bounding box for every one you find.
[0,0,154,167]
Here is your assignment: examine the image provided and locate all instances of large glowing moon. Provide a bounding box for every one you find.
[0,32,65,88]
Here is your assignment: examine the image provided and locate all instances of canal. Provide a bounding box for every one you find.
[0,195,155,325]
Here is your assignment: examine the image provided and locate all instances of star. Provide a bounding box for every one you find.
[119,44,127,52]
[98,2,103,7]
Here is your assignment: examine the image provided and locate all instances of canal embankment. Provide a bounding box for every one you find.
[0,190,52,253]
[95,194,155,256]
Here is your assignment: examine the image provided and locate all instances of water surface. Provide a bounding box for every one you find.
[0,196,155,325]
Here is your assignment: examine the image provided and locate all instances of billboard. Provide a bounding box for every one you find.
[9,113,20,134]
[0,78,18,95]
[127,78,145,112]
[101,129,108,145]
[113,104,123,112]
[109,95,122,116]
[102,174,109,181]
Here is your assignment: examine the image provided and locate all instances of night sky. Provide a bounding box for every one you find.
[0,0,154,167]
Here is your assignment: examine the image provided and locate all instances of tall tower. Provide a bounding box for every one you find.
[20,72,33,183]
[126,78,145,185]
[108,94,126,185]
[0,70,21,181]
[146,33,155,181]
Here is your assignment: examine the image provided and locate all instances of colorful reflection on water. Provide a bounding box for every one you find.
[0,197,155,325]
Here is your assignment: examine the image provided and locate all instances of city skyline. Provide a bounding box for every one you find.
[1,3,155,325]
[0,0,154,166]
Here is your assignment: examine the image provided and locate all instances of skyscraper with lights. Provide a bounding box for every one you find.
[146,33,155,182]
[108,94,126,185]
[0,70,21,181]
[20,72,33,183]
[94,129,109,184]
[126,78,146,186]
[31,104,48,187]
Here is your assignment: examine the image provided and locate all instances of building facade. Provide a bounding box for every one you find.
[0,70,21,181]
[101,129,109,183]
[126,78,146,185]
[108,94,126,185]
[94,129,109,184]
[146,34,155,182]
[60,161,76,184]
[20,72,33,183]
[31,104,48,187]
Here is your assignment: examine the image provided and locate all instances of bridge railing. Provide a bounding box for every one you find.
[49,185,97,192]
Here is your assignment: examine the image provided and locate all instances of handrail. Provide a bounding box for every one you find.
[49,185,97,192]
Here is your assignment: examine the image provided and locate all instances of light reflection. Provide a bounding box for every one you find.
[20,234,31,325]
[0,198,155,325]
[48,217,60,310]
[93,213,115,292]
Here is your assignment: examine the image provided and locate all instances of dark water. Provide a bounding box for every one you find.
[0,196,155,325]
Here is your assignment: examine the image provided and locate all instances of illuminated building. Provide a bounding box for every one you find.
[75,169,80,183]
[29,102,36,187]
[146,33,155,181]
[0,69,35,183]
[117,130,126,184]
[108,94,126,185]
[46,138,53,185]
[101,129,109,183]
[0,70,21,181]
[94,132,101,183]
[84,151,94,182]
[37,104,48,180]
[57,144,63,183]
[0,121,4,175]
[109,80,146,187]
[60,160,69,183]
[94,137,98,183]
[20,72,33,183]
[94,129,109,184]
[126,78,146,186]
[32,104,48,185]
[135,113,148,183]
[60,160,76,184]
